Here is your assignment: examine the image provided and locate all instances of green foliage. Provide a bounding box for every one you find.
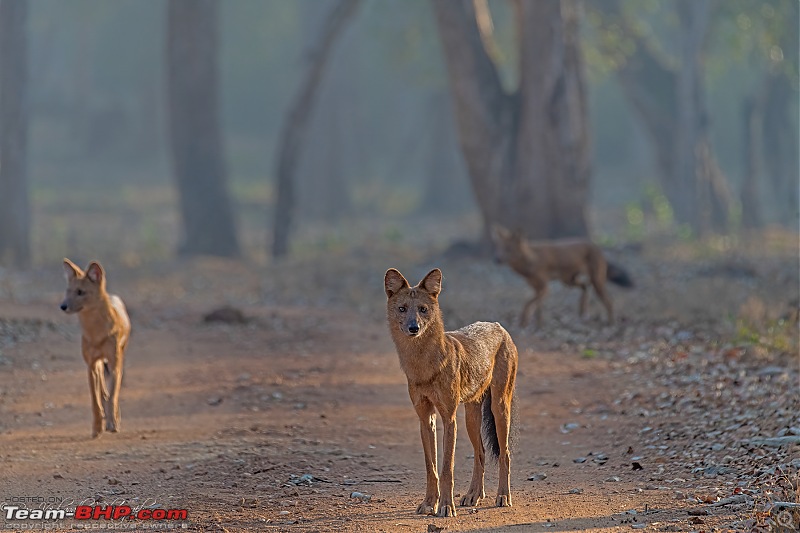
[643,184,673,228]
[734,318,796,354]
[710,0,798,86]
[625,201,644,240]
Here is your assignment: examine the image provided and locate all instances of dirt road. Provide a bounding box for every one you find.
[0,246,796,532]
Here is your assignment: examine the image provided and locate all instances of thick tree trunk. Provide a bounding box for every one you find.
[166,0,239,257]
[0,0,30,268]
[271,0,360,258]
[514,0,590,238]
[432,0,590,241]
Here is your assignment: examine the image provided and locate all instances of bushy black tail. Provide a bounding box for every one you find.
[607,261,634,288]
[481,389,517,460]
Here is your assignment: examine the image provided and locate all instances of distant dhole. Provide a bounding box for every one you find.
[384,268,518,517]
[60,259,130,438]
[491,225,633,327]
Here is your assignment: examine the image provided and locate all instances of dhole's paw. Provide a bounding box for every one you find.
[460,488,485,507]
[437,502,456,517]
[496,494,512,507]
[415,502,437,515]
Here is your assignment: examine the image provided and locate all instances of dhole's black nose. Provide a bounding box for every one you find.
[60,303,68,311]
[408,323,420,334]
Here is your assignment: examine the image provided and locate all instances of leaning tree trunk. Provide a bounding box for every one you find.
[166,0,239,257]
[0,0,30,268]
[271,0,360,258]
[432,0,590,241]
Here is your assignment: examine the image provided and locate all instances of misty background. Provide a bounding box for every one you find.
[0,0,797,267]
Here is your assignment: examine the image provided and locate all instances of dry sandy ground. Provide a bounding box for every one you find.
[0,240,796,532]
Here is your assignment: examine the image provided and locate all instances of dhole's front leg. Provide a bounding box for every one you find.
[87,359,106,438]
[438,410,458,517]
[413,398,439,515]
[460,401,485,507]
[105,353,123,432]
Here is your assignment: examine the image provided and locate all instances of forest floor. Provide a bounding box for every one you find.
[0,224,797,532]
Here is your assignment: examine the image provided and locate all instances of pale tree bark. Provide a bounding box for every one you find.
[272,0,360,258]
[167,0,239,257]
[0,0,30,267]
[432,0,590,241]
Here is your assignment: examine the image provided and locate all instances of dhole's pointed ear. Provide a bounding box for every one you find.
[63,258,82,281]
[419,268,442,298]
[85,261,105,284]
[384,269,409,298]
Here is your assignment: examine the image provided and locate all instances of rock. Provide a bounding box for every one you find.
[350,491,371,502]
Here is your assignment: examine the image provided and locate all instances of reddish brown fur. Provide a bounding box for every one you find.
[491,225,620,327]
[61,259,131,438]
[385,268,518,517]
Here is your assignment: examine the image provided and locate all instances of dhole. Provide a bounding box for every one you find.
[491,225,633,327]
[384,268,518,517]
[60,259,130,438]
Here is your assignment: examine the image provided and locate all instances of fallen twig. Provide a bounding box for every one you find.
[772,502,800,509]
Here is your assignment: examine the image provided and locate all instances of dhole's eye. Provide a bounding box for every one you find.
[398,305,407,313]
[419,306,428,314]
[76,289,85,296]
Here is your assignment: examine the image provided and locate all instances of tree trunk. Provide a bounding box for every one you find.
[763,73,799,225]
[166,0,239,257]
[431,0,589,241]
[0,0,30,268]
[514,0,590,238]
[271,0,360,258]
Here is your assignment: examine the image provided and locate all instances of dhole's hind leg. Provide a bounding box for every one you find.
[591,278,614,322]
[460,401,485,507]
[566,275,590,318]
[490,388,513,507]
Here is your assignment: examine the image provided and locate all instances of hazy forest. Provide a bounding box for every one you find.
[0,1,798,532]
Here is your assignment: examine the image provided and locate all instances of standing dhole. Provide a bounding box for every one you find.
[60,259,131,438]
[384,268,518,517]
[491,225,633,327]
